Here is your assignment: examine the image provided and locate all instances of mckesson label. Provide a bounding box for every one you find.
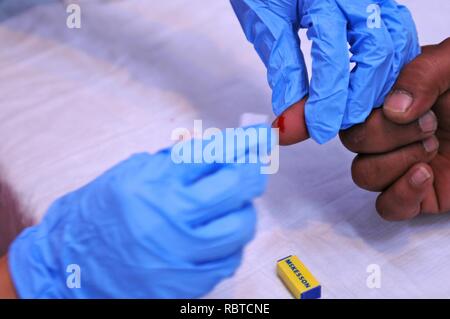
[276,255,321,299]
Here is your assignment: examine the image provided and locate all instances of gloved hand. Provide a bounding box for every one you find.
[231,0,420,143]
[8,129,270,298]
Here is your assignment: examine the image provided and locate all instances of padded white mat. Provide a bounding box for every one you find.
[0,0,449,298]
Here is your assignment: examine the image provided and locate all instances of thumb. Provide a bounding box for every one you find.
[383,38,450,124]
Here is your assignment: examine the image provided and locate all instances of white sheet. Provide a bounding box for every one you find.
[0,0,449,298]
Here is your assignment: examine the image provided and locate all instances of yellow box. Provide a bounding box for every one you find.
[277,255,321,299]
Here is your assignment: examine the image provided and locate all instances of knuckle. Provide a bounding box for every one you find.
[422,54,442,81]
[340,125,367,153]
[434,90,450,126]
[440,37,450,49]
[341,109,388,153]
[415,51,449,94]
[376,204,409,222]
[395,141,429,172]
[375,198,406,222]
[375,196,393,221]
[400,145,420,165]
[351,156,377,191]
[394,57,436,96]
[376,207,394,221]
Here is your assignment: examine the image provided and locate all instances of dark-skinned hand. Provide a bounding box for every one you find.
[340,38,450,221]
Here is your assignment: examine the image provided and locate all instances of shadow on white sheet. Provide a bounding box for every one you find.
[0,0,449,298]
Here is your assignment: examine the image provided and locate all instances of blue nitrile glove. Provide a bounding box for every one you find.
[8,126,272,298]
[231,0,420,143]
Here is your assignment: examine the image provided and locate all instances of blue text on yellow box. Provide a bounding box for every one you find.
[276,255,321,299]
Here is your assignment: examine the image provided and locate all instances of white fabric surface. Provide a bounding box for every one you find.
[0,0,449,298]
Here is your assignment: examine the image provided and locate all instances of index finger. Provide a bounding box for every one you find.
[340,108,438,154]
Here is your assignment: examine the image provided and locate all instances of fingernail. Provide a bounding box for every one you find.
[384,90,413,113]
[410,166,431,186]
[419,111,438,133]
[423,136,439,153]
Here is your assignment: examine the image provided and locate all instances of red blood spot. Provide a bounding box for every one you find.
[276,115,286,133]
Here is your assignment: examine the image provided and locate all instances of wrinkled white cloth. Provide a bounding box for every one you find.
[0,0,449,298]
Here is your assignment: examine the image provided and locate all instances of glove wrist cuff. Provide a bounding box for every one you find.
[8,226,58,298]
